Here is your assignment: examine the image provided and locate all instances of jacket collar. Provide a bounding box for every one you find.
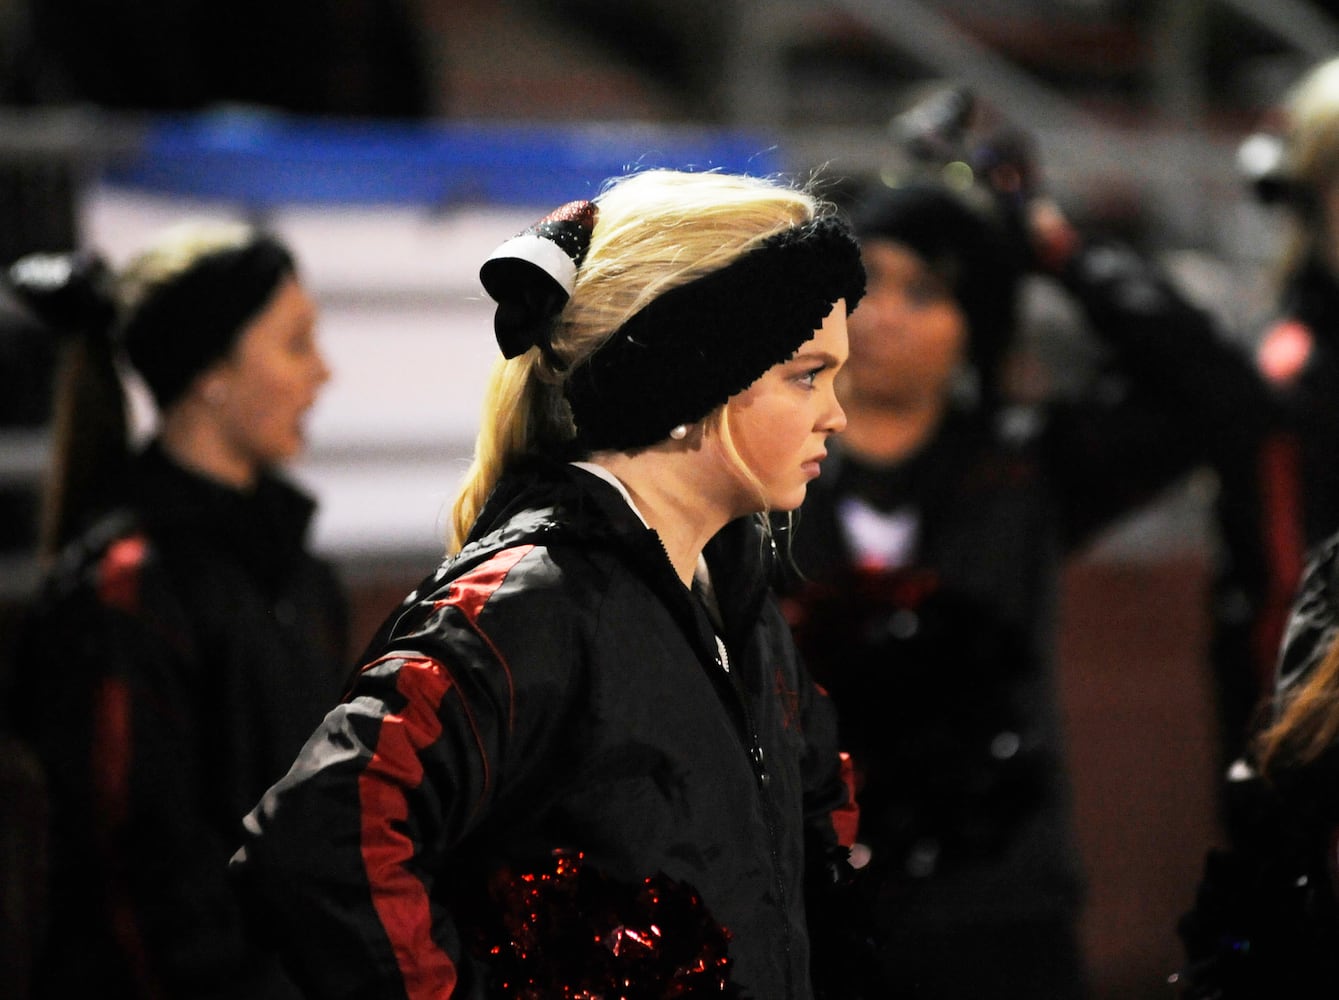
[126,440,317,588]
[463,457,775,666]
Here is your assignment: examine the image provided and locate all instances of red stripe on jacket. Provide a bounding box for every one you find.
[809,682,860,848]
[437,544,532,733]
[359,657,458,999]
[1256,434,1306,691]
[91,675,160,998]
[832,751,860,849]
[357,546,533,998]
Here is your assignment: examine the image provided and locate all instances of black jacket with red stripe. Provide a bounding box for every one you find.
[13,442,349,1000]
[777,238,1275,997]
[230,458,854,1000]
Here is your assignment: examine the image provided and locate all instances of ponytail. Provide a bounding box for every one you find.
[448,353,572,552]
[3,250,124,560]
[40,332,129,558]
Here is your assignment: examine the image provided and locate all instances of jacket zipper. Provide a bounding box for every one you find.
[649,529,797,998]
[714,635,795,1000]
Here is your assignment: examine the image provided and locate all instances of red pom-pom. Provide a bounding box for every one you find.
[469,849,749,999]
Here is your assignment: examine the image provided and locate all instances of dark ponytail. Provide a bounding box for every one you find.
[6,251,124,558]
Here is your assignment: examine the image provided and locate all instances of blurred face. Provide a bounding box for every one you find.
[721,301,849,513]
[843,239,968,408]
[204,276,330,475]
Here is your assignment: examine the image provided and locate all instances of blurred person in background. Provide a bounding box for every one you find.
[0,248,114,1000]
[229,169,868,1000]
[11,221,349,999]
[780,91,1271,999]
[1214,54,1339,769]
[1173,53,1339,998]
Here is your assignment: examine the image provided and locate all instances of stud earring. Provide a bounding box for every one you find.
[669,424,689,441]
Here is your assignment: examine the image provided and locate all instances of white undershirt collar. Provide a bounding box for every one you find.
[569,461,650,527]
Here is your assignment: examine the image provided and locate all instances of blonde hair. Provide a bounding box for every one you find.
[119,218,259,313]
[1277,58,1339,279]
[448,169,821,551]
[1255,633,1339,778]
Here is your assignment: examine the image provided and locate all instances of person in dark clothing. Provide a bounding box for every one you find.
[229,169,867,1000]
[779,172,1271,998]
[13,220,348,999]
[0,248,117,1000]
[1175,62,1339,991]
[1168,57,1339,998]
[1214,55,1339,765]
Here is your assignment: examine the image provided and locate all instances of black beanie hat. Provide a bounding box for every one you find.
[849,182,1021,400]
[121,235,295,410]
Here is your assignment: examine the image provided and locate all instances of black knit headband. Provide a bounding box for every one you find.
[566,215,865,451]
[121,235,295,409]
[480,206,865,452]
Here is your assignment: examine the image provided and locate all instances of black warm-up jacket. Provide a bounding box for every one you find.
[230,459,854,1000]
[15,442,349,1000]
